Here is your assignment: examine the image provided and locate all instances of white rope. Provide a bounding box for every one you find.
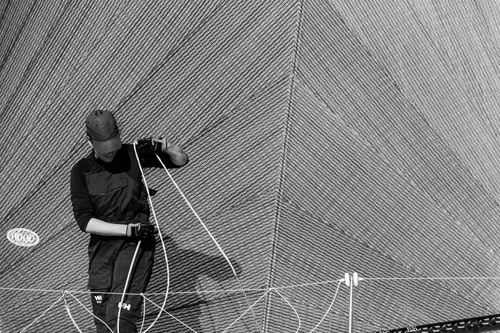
[139,293,146,333]
[63,291,84,333]
[5,274,496,331]
[308,280,342,333]
[155,153,262,332]
[275,279,343,290]
[19,293,64,333]
[133,142,170,333]
[0,279,340,295]
[146,287,267,294]
[142,294,199,333]
[222,289,271,333]
[1,275,497,296]
[362,276,500,281]
[274,288,301,333]
[117,240,142,333]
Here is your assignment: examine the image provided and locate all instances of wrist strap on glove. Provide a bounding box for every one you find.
[136,137,167,154]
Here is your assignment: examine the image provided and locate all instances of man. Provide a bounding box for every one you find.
[70,110,188,332]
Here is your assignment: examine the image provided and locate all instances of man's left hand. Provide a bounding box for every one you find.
[126,223,156,240]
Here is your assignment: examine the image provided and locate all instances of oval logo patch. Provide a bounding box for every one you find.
[7,228,40,247]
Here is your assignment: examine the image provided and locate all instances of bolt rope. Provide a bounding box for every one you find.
[6,275,499,331]
[132,142,171,333]
[2,276,499,296]
[361,277,500,281]
[13,280,347,333]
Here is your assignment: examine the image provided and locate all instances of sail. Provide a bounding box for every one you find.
[1,1,500,332]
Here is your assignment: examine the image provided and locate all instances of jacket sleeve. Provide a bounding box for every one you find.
[70,162,94,232]
[138,151,189,169]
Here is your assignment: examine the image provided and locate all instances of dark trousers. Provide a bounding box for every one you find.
[88,237,155,333]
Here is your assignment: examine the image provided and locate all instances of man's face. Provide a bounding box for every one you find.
[91,135,122,163]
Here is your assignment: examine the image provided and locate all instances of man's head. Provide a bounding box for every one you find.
[86,110,122,162]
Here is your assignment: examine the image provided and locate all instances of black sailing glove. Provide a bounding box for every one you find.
[135,137,167,154]
[126,223,156,240]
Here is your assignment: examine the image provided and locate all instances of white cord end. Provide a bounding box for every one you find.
[353,272,359,287]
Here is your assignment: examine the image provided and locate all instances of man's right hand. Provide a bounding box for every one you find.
[126,223,155,240]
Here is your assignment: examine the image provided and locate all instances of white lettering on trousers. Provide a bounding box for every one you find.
[118,302,131,311]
